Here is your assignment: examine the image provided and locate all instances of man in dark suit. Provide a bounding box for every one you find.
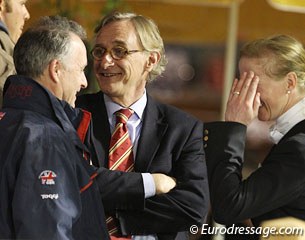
[76,11,209,240]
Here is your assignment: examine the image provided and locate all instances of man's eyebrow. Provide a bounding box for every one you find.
[112,40,126,46]
[95,40,127,48]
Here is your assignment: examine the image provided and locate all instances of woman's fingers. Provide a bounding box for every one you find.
[228,78,239,101]
[245,75,259,105]
[225,71,260,125]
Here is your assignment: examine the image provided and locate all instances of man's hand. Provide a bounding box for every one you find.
[151,173,176,194]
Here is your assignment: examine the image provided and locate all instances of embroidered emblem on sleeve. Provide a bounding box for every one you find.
[39,170,57,185]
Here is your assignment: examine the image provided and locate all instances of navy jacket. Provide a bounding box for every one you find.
[0,76,109,240]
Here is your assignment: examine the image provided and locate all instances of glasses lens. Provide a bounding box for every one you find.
[92,47,105,60]
[111,47,128,59]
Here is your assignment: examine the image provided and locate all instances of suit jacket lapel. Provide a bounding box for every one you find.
[135,96,168,171]
[278,119,305,144]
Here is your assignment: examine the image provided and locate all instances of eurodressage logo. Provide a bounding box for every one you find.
[38,170,57,185]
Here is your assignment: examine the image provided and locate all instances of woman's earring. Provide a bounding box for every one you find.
[287,90,291,94]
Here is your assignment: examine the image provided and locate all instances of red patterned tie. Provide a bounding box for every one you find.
[107,108,134,239]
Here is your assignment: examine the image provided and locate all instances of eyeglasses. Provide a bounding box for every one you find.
[91,46,142,60]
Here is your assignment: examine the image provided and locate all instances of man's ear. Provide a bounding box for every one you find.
[49,59,61,83]
[145,51,161,72]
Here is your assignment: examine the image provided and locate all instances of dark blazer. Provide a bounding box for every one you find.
[204,121,305,227]
[76,91,209,240]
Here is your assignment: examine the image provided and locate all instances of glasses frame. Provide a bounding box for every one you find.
[90,46,142,61]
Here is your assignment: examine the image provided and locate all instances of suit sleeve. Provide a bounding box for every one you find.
[118,120,209,234]
[11,132,83,240]
[95,168,145,211]
[204,121,305,225]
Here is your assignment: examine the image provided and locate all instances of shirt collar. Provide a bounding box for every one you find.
[269,97,305,143]
[104,90,147,121]
[0,21,9,35]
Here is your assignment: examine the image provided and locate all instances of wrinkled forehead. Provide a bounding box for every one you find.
[95,20,140,48]
[5,0,29,11]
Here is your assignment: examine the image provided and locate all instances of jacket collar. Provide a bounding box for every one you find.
[278,119,305,144]
[3,75,58,119]
[3,75,81,139]
[0,21,9,35]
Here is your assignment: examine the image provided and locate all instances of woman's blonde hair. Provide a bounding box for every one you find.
[240,34,305,89]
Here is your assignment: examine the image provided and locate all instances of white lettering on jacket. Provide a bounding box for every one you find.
[40,194,59,200]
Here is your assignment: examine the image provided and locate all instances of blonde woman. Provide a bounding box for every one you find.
[206,35,305,229]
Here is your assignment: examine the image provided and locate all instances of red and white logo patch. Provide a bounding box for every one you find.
[39,170,57,185]
[0,112,6,120]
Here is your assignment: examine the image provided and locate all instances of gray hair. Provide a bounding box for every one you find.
[95,11,167,82]
[13,15,87,79]
[4,0,12,12]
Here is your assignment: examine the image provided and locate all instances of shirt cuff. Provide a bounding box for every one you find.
[141,173,156,198]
